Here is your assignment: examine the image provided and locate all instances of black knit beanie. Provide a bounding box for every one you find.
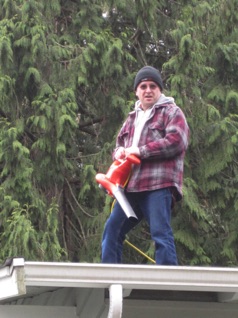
[134,66,163,91]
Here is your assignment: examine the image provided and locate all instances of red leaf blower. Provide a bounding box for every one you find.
[95,154,141,221]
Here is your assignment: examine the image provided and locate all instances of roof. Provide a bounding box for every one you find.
[1,258,238,317]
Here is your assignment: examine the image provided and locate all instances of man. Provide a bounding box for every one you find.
[101,66,189,265]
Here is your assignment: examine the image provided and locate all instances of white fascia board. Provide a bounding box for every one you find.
[24,262,238,293]
[0,258,26,301]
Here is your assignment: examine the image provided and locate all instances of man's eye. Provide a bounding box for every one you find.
[140,85,147,89]
[140,84,157,90]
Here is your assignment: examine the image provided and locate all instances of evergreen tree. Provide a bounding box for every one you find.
[0,0,136,262]
[164,0,238,265]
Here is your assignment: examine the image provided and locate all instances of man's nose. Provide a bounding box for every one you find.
[145,86,152,92]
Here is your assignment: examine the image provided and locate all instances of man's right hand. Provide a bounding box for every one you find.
[114,147,126,160]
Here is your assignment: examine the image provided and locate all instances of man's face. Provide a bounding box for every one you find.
[135,81,161,110]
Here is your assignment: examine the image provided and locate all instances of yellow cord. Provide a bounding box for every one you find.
[111,199,156,264]
[124,239,156,264]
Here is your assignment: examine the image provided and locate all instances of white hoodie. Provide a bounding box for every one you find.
[132,94,175,147]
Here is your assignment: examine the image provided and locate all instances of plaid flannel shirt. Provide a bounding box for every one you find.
[114,98,189,201]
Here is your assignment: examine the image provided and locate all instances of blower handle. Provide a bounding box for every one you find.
[126,154,141,165]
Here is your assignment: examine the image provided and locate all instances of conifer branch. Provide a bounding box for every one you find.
[65,178,94,218]
[78,117,105,128]
[65,197,87,247]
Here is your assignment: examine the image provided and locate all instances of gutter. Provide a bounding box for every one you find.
[0,258,26,301]
[23,261,238,293]
[1,258,238,312]
[0,258,124,317]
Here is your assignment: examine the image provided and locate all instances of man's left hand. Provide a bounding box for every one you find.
[125,146,140,157]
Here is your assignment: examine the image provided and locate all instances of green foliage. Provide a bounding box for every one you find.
[167,0,238,266]
[2,204,41,259]
[0,201,65,261]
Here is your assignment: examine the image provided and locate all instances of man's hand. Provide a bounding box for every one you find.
[114,147,126,160]
[125,146,140,157]
[115,146,140,160]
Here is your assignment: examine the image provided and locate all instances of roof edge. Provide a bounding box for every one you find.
[23,261,238,293]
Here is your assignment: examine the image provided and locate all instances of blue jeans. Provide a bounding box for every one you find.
[101,188,178,265]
